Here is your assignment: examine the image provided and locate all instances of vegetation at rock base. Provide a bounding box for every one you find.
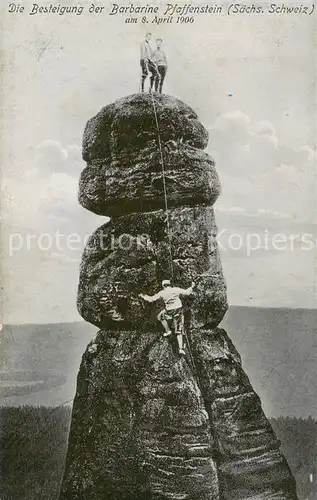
[0,405,316,500]
[0,406,71,500]
[270,416,317,500]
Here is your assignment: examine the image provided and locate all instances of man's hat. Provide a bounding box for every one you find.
[162,279,171,286]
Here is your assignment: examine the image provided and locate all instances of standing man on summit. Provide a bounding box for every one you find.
[140,32,158,92]
[154,38,168,93]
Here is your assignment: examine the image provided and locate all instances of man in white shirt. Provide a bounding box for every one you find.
[153,38,168,94]
[140,32,158,92]
[139,279,196,355]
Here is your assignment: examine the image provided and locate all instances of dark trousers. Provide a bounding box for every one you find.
[158,307,184,334]
[155,66,167,93]
[140,59,158,92]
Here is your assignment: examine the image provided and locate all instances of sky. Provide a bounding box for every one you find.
[1,1,317,324]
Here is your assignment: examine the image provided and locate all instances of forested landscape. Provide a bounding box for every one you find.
[0,406,316,500]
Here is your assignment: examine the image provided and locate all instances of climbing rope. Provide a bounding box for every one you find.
[184,328,203,394]
[149,92,204,386]
[149,90,174,278]
[138,85,205,391]
[138,58,174,276]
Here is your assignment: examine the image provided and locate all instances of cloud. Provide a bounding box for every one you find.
[209,111,316,223]
[35,140,67,166]
[281,144,316,168]
[216,205,292,220]
[255,208,292,219]
[211,111,251,144]
[210,113,280,176]
[1,139,101,232]
[222,247,316,309]
[37,172,78,218]
[1,139,104,323]
[216,206,247,215]
[35,139,82,175]
[66,144,82,162]
[2,137,105,235]
[252,120,277,137]
[50,252,81,263]
[2,161,79,234]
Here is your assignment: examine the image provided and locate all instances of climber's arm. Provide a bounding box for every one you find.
[164,51,168,68]
[177,282,196,296]
[139,291,162,303]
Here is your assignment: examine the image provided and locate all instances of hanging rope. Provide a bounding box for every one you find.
[184,329,203,394]
[140,87,205,393]
[149,92,205,393]
[149,91,174,278]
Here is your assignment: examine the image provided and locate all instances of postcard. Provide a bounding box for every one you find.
[1,1,316,499]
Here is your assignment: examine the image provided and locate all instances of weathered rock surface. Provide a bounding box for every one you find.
[79,145,220,217]
[59,328,297,500]
[82,94,208,163]
[78,206,227,330]
[79,94,215,216]
[59,330,219,500]
[191,329,297,500]
[59,93,298,500]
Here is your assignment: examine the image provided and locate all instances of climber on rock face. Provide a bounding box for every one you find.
[139,279,196,355]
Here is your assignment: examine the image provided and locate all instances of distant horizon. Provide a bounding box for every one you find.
[3,304,316,327]
[2,307,316,418]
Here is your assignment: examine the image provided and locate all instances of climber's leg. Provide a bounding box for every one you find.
[158,66,166,93]
[174,310,185,355]
[140,59,148,92]
[157,310,171,336]
[149,61,158,91]
[154,71,160,92]
[177,333,185,355]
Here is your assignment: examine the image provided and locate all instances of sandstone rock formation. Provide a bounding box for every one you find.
[59,94,298,500]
